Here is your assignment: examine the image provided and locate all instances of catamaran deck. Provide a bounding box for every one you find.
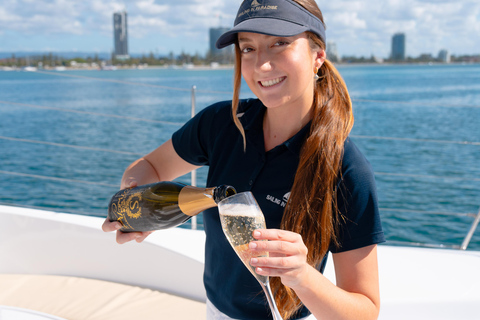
[1,205,479,320]
[0,274,206,320]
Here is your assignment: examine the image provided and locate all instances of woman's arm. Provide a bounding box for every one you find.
[250,229,380,320]
[295,245,380,320]
[125,138,201,186]
[102,139,201,244]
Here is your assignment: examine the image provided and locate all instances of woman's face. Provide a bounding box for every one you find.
[238,32,324,112]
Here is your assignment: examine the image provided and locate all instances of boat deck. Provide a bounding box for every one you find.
[1,205,480,320]
[0,274,206,320]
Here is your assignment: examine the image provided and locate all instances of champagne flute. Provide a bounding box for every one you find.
[218,192,283,320]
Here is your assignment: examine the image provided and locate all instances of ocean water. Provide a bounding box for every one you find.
[0,64,479,250]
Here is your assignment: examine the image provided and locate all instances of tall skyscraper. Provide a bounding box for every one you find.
[209,27,230,57]
[208,27,234,64]
[438,49,451,63]
[391,33,406,61]
[113,11,129,60]
[326,41,340,62]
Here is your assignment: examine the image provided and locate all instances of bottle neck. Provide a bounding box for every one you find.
[178,186,217,216]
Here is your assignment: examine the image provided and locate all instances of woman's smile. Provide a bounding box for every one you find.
[259,76,286,88]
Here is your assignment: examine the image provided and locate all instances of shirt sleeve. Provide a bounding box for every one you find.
[330,139,386,253]
[171,100,232,166]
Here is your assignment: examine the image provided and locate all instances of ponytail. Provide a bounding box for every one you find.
[271,55,354,320]
[229,4,353,318]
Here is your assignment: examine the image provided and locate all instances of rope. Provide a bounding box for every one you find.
[30,70,480,106]
[0,100,185,126]
[0,169,475,220]
[1,100,479,146]
[374,171,480,182]
[351,134,480,146]
[34,70,232,95]
[1,135,478,182]
[380,207,477,218]
[0,136,143,156]
[0,201,105,217]
[34,70,192,92]
[385,240,460,250]
[0,132,480,154]
[0,170,118,188]
[352,98,480,109]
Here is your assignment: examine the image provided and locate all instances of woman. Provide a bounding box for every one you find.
[103,0,385,319]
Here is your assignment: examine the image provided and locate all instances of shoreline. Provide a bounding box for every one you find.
[1,61,479,72]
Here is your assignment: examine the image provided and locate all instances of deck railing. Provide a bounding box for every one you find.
[461,208,480,250]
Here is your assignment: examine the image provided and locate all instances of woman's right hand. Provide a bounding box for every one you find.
[101,219,153,244]
[102,179,154,244]
[120,177,138,190]
[102,139,200,244]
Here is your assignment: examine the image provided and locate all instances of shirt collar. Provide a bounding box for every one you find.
[239,99,311,156]
[284,121,311,155]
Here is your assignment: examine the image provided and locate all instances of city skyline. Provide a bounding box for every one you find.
[0,0,479,58]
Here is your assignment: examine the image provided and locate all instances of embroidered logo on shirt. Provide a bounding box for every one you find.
[266,192,290,208]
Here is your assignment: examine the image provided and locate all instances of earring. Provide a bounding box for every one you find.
[314,67,319,81]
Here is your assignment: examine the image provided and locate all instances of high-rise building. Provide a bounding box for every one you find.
[209,27,230,56]
[113,11,129,60]
[209,27,234,63]
[438,49,451,63]
[326,41,340,62]
[391,33,406,61]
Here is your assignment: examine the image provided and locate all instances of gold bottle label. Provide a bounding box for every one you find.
[110,189,143,230]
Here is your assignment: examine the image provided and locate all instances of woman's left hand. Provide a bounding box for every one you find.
[249,229,309,289]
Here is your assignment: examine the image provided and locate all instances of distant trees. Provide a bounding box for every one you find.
[1,51,478,69]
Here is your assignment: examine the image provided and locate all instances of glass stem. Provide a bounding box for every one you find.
[261,279,283,320]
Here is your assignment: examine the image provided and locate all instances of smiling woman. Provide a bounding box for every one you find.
[209,1,382,319]
[101,1,384,320]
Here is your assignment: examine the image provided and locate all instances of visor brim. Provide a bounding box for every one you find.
[216,18,309,49]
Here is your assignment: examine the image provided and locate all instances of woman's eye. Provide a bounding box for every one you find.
[241,47,253,53]
[274,41,288,47]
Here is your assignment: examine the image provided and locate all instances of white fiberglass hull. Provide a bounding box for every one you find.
[0,205,479,320]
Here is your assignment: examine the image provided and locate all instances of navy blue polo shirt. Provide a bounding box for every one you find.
[172,99,385,320]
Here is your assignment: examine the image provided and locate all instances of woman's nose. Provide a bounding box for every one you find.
[255,49,273,72]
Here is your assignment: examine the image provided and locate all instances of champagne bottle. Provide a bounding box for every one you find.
[107,181,236,232]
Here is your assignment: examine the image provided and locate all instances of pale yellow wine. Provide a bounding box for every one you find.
[220,204,268,284]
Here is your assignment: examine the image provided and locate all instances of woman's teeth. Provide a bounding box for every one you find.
[260,77,285,87]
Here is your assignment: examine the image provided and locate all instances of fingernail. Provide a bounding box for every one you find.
[251,258,258,265]
[249,242,257,249]
[253,230,261,237]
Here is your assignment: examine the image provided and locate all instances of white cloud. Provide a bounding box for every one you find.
[135,0,168,15]
[329,12,367,29]
[321,0,480,57]
[0,0,478,56]
[129,15,168,38]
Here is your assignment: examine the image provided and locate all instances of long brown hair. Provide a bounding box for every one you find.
[231,1,353,318]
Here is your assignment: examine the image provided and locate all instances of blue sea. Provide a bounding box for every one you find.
[1,64,479,250]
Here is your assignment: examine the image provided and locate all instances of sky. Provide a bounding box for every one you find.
[0,0,479,58]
